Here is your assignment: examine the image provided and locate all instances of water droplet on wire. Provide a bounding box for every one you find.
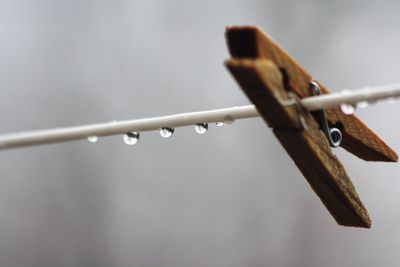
[387,97,396,104]
[159,127,174,138]
[224,115,235,124]
[216,121,224,127]
[123,132,139,145]
[194,123,208,134]
[357,101,369,108]
[87,136,99,143]
[340,103,356,115]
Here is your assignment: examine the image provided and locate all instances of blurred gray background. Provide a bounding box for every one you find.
[0,0,400,266]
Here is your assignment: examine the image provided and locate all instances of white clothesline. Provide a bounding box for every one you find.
[0,83,399,150]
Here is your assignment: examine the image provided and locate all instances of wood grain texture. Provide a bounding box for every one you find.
[226,59,302,129]
[226,58,371,228]
[226,25,398,162]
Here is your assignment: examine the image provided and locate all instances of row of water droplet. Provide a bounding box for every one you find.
[87,122,224,145]
[340,97,398,115]
[86,96,398,145]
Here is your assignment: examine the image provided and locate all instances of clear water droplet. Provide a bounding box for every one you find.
[159,127,174,138]
[387,97,396,104]
[340,103,356,115]
[123,132,139,145]
[223,115,235,124]
[195,123,208,134]
[216,121,224,127]
[87,136,99,143]
[357,101,369,108]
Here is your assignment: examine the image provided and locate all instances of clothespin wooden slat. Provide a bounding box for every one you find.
[226,58,371,228]
[226,26,398,162]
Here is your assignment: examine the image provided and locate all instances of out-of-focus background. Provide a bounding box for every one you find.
[0,0,400,266]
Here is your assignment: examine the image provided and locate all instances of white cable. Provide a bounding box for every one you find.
[0,83,399,150]
[0,106,259,149]
[301,83,400,110]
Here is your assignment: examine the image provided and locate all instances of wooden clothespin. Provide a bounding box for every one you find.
[225,26,398,228]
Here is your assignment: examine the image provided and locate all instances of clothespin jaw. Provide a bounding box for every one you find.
[225,26,398,228]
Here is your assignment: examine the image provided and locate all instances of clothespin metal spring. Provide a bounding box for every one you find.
[309,81,342,147]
